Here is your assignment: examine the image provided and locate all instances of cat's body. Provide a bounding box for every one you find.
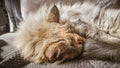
[14,0,120,63]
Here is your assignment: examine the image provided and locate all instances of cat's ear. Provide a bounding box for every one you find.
[47,5,60,23]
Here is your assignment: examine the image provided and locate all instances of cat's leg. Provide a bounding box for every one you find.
[74,21,120,45]
[92,29,120,45]
[82,38,120,61]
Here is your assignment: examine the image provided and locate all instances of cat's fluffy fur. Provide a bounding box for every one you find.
[14,5,85,64]
[14,1,120,64]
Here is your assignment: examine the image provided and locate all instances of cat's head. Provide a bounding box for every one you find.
[16,5,85,64]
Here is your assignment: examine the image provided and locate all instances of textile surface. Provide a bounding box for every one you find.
[0,33,120,68]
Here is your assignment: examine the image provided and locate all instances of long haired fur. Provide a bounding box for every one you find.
[14,5,85,64]
[14,0,120,64]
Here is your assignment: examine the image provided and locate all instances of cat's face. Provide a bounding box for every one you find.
[38,23,84,63]
[18,5,85,64]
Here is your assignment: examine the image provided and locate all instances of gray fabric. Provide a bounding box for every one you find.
[1,0,120,67]
[0,8,7,26]
[4,0,22,32]
[0,33,120,68]
[0,0,9,35]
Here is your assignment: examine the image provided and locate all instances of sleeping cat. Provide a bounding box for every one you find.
[14,1,120,64]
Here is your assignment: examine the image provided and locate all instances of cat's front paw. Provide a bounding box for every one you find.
[44,42,82,64]
[20,33,84,64]
[42,33,84,64]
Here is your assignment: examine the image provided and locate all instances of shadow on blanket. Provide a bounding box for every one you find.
[0,40,7,61]
[0,39,29,68]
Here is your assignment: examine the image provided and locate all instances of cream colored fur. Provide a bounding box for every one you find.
[21,2,120,45]
[14,5,85,64]
[14,2,120,64]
